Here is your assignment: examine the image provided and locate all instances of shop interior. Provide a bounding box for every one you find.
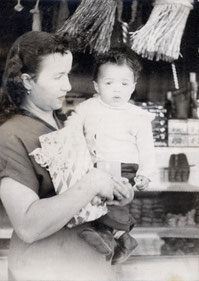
[0,0,199,280]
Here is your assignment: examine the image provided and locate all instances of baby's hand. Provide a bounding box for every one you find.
[134,175,150,191]
[108,177,134,206]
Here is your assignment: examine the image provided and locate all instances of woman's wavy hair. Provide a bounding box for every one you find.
[93,45,142,82]
[0,31,71,121]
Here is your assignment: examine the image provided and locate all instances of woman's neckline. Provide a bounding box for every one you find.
[19,109,62,131]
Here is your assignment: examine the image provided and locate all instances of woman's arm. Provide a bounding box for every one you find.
[0,169,114,243]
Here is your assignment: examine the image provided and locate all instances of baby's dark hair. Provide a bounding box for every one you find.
[2,31,71,108]
[93,46,142,82]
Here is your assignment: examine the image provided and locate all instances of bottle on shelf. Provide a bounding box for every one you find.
[189,72,199,119]
[164,91,174,119]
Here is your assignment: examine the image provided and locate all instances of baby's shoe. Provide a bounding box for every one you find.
[79,227,116,257]
[112,232,138,265]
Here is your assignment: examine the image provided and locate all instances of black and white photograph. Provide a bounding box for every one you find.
[0,0,199,280]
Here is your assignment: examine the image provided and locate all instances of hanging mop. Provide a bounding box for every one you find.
[14,0,24,12]
[30,0,41,31]
[130,0,193,62]
[56,0,117,53]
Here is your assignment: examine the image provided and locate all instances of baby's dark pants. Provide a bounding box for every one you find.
[93,163,138,232]
[95,205,135,232]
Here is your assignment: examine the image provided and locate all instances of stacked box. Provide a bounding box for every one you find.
[129,199,142,226]
[152,199,165,226]
[168,119,188,146]
[129,198,166,227]
[168,119,199,147]
[187,119,199,146]
[194,196,199,225]
[161,238,199,255]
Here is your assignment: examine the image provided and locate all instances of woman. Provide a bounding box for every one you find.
[0,31,133,281]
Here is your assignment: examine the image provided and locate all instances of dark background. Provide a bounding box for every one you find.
[0,0,199,103]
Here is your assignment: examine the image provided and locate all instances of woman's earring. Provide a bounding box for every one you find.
[27,89,31,95]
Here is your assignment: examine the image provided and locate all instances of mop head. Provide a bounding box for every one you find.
[57,0,117,53]
[130,0,193,62]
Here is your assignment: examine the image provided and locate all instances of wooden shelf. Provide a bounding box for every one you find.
[132,226,199,239]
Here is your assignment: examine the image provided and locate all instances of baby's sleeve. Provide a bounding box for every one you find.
[63,101,88,130]
[135,115,156,181]
[0,135,40,193]
[73,101,88,123]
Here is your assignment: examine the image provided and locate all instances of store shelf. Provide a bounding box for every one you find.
[155,146,199,152]
[2,226,199,240]
[132,226,199,239]
[0,228,12,239]
[127,254,199,263]
[2,226,197,240]
[121,255,199,281]
[135,182,199,192]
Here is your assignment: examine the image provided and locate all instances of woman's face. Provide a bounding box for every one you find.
[29,51,73,112]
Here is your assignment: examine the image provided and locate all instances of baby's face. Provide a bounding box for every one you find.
[94,62,136,107]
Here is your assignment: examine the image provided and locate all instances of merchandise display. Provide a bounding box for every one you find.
[129,198,165,227]
[165,210,196,227]
[161,238,199,255]
[168,153,190,182]
[131,101,168,146]
[168,119,199,147]
[129,196,199,228]
[194,197,199,225]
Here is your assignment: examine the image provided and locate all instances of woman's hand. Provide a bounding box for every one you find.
[107,177,134,207]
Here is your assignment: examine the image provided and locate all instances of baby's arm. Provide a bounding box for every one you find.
[135,115,156,186]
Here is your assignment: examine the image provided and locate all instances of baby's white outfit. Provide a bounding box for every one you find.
[75,95,155,180]
[31,95,155,227]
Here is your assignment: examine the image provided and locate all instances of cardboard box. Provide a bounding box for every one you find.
[188,135,199,147]
[168,134,199,147]
[187,119,199,135]
[168,134,188,147]
[168,120,187,134]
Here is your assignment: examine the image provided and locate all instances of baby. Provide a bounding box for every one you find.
[72,47,155,263]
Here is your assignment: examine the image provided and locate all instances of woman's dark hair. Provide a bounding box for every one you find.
[93,46,142,82]
[1,31,71,111]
